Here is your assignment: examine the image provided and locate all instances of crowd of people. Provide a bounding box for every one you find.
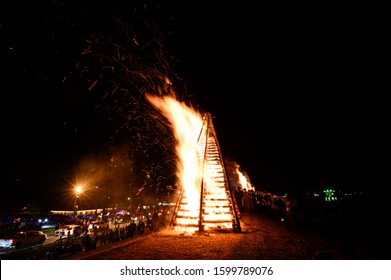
[234,187,294,224]
[74,209,168,253]
[34,208,170,259]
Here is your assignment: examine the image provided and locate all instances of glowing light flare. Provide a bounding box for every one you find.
[75,185,83,196]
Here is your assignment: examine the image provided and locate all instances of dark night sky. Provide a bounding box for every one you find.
[0,1,387,211]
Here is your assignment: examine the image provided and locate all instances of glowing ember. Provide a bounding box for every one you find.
[146,91,241,233]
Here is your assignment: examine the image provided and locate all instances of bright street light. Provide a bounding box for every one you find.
[75,185,83,196]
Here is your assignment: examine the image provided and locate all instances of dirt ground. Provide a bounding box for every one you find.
[67,211,376,260]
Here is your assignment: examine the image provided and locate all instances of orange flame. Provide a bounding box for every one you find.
[236,164,254,191]
[146,94,203,219]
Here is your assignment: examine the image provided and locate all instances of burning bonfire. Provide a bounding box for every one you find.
[147,93,241,233]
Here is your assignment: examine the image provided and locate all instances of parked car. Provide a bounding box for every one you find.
[0,230,47,249]
[88,221,109,232]
[48,236,83,259]
[54,224,83,237]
